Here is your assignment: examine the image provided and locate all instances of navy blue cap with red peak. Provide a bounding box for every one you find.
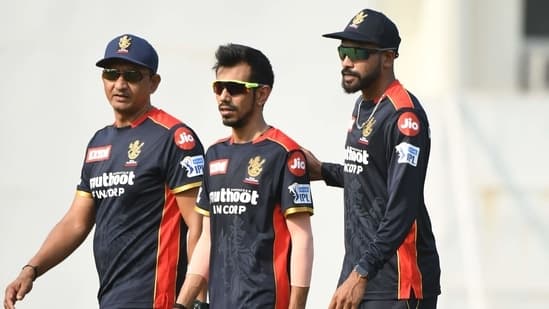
[96,34,159,73]
[323,9,401,52]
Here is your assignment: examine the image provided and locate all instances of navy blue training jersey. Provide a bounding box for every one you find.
[196,127,313,309]
[322,80,441,300]
[77,107,205,309]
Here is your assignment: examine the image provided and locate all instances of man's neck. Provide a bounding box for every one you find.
[114,104,152,127]
[231,121,270,144]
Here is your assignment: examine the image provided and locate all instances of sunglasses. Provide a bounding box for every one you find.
[102,69,147,83]
[337,46,395,61]
[212,80,262,96]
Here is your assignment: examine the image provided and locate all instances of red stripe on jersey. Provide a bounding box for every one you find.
[397,221,423,299]
[153,186,182,309]
[260,127,300,152]
[384,80,414,110]
[272,203,291,309]
[132,107,183,129]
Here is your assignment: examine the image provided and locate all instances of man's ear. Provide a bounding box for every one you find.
[382,51,396,69]
[256,85,272,107]
[150,74,161,93]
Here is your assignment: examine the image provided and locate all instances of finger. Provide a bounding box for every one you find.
[328,295,337,309]
[4,296,16,309]
[4,287,17,309]
[15,281,32,301]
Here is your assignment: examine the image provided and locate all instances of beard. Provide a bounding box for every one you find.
[220,103,255,129]
[341,64,381,94]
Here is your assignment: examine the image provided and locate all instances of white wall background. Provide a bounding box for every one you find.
[1,1,548,308]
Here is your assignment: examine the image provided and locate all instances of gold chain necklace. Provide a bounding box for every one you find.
[355,96,384,129]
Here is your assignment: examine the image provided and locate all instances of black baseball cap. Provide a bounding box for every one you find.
[96,34,159,73]
[323,9,401,52]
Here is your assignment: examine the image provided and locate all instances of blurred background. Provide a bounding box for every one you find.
[1,0,547,308]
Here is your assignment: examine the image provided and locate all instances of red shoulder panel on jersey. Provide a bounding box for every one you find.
[259,127,300,151]
[214,136,231,146]
[384,80,414,110]
[138,107,183,129]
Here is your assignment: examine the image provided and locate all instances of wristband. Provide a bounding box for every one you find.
[22,264,38,281]
[193,300,209,309]
[173,303,187,309]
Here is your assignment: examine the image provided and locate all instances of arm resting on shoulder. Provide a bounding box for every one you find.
[321,162,345,187]
[301,147,344,187]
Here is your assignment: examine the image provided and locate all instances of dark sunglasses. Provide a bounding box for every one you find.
[102,69,147,83]
[212,80,262,96]
[337,45,395,61]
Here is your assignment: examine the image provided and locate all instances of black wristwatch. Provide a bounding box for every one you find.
[192,300,209,309]
[173,303,187,309]
[353,264,369,280]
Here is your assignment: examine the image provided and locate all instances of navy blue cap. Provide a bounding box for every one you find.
[96,34,159,73]
[323,9,401,52]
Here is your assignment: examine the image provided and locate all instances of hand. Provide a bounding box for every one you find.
[328,271,367,309]
[4,270,35,309]
[300,147,323,181]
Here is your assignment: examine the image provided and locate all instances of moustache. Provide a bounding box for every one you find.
[218,102,236,111]
[341,69,360,78]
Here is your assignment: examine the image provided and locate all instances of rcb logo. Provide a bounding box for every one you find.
[247,156,266,178]
[362,117,376,137]
[128,140,144,160]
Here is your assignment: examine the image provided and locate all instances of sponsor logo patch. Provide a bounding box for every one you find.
[395,142,420,167]
[287,152,306,177]
[397,112,420,136]
[180,155,204,178]
[174,127,196,150]
[209,159,229,176]
[89,171,135,199]
[210,188,260,215]
[85,145,111,163]
[288,182,312,204]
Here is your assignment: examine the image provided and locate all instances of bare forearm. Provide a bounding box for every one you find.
[176,216,210,304]
[175,273,207,307]
[289,286,309,309]
[28,219,93,278]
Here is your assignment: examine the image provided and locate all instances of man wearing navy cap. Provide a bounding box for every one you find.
[303,9,441,308]
[4,34,207,309]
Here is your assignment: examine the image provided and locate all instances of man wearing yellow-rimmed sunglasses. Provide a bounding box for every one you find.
[175,43,314,309]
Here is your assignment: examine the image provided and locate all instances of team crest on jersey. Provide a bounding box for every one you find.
[244,156,265,185]
[125,140,144,167]
[174,127,196,150]
[117,35,131,53]
[85,145,111,163]
[359,117,375,145]
[288,182,312,204]
[395,142,420,167]
[180,155,204,178]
